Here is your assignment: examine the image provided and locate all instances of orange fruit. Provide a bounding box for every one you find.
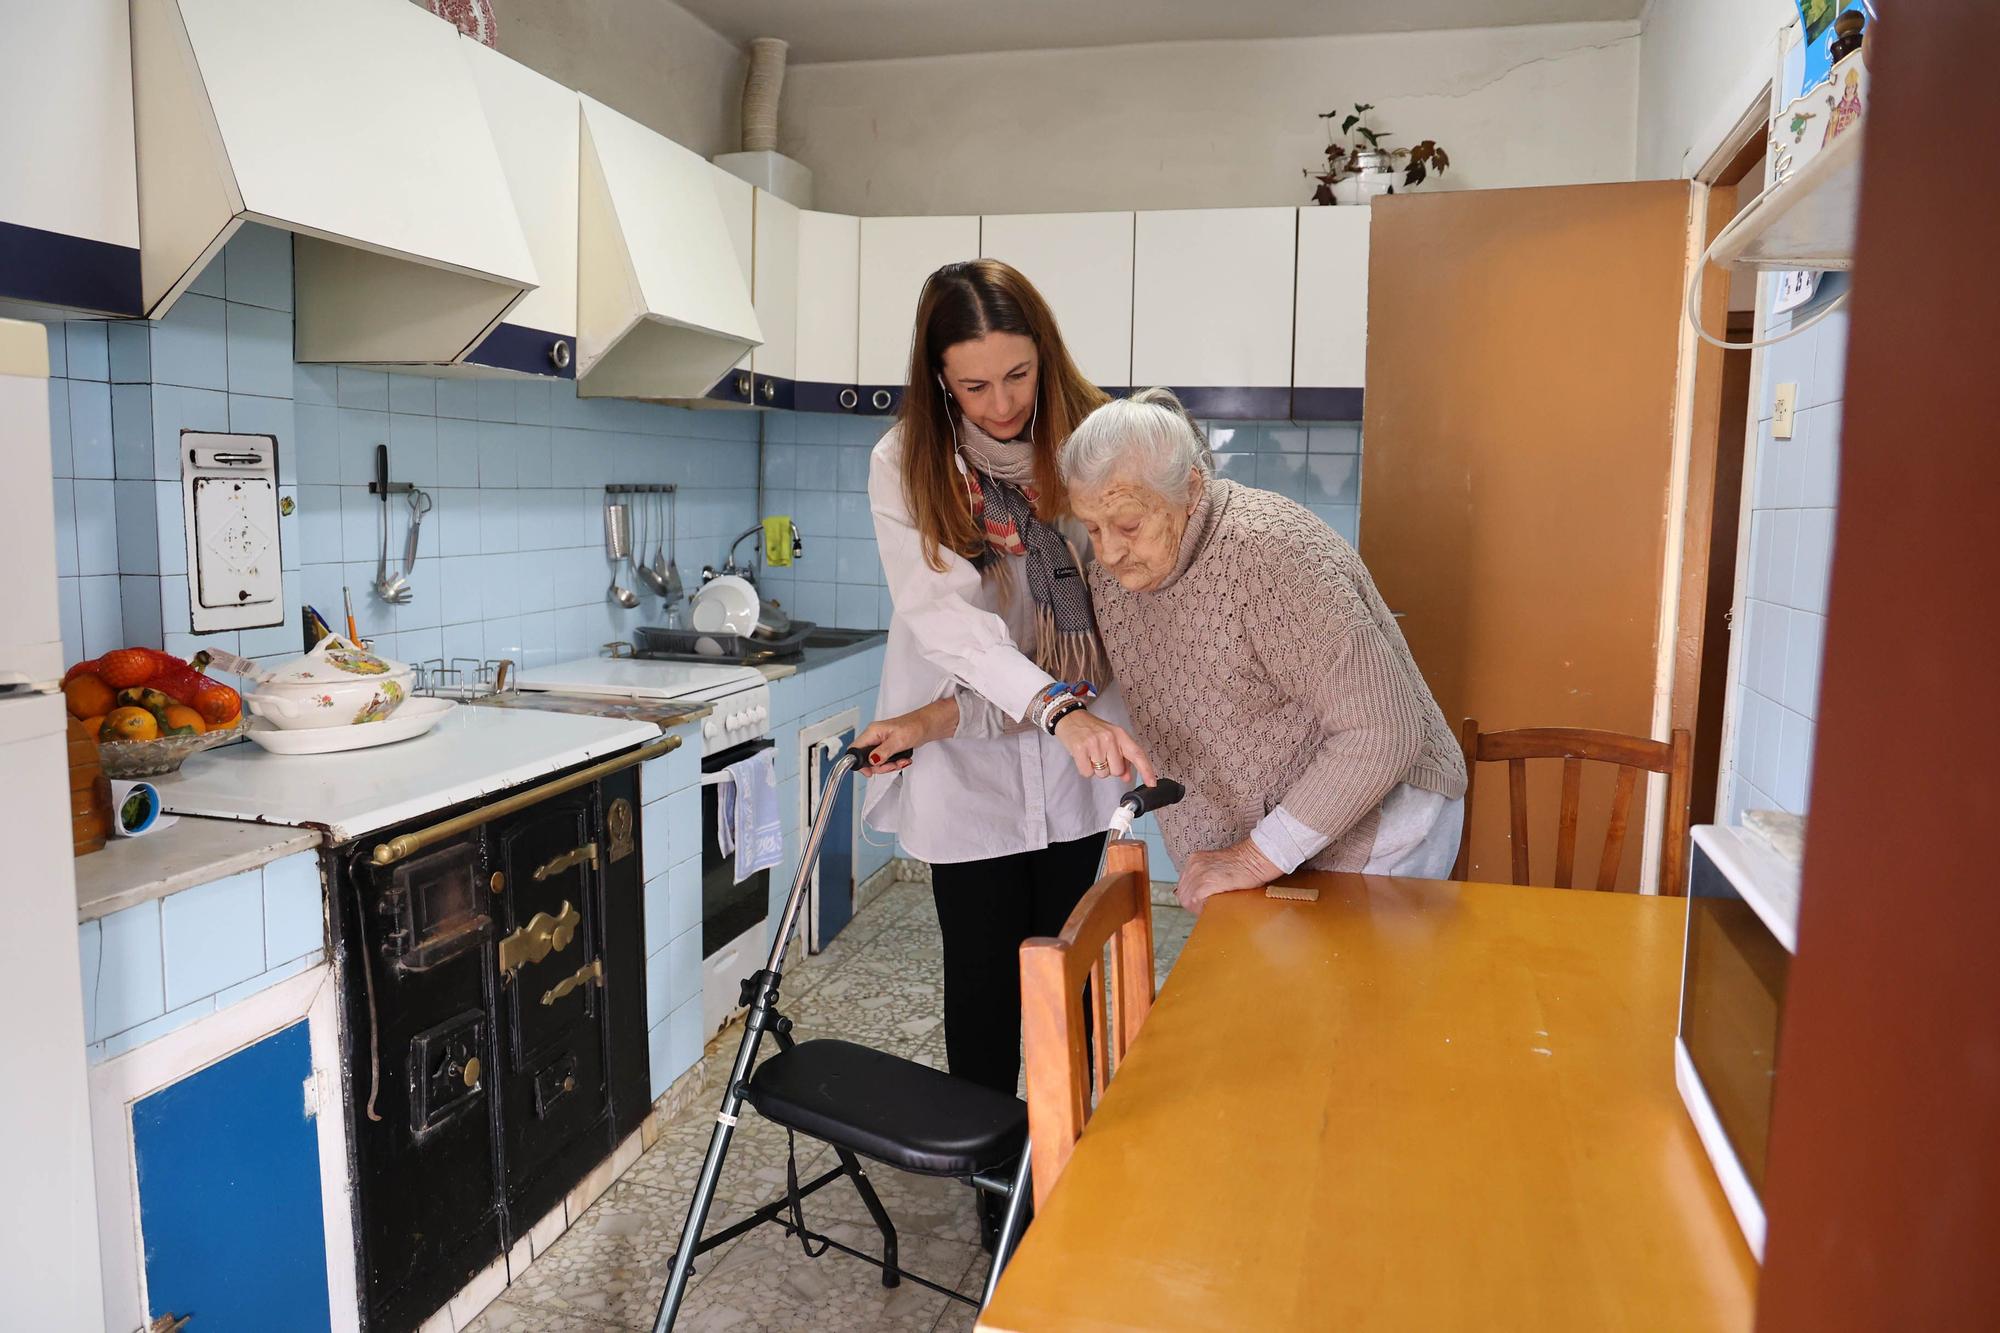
[64,674,116,720]
[63,657,102,685]
[98,649,157,689]
[161,705,206,735]
[100,706,160,742]
[195,683,242,727]
[79,714,107,735]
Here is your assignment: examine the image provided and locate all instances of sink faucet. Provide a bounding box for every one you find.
[717,519,805,588]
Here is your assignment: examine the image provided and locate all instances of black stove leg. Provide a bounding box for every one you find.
[833,1146,901,1288]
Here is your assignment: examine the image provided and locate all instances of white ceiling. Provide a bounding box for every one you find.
[675,0,1647,65]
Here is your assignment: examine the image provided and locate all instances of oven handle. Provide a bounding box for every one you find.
[369,733,682,867]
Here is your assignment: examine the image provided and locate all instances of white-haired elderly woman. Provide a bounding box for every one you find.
[1061,389,1468,912]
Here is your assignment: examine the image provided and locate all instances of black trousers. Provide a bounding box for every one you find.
[929,833,1107,1098]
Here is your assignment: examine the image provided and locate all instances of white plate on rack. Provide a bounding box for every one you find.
[243,697,457,755]
[690,575,759,636]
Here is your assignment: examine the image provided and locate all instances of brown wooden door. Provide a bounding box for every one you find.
[1359,182,1692,889]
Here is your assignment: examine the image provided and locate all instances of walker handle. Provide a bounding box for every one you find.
[846,746,914,769]
[1120,778,1184,819]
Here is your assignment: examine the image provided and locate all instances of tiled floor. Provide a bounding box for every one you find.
[467,878,1196,1333]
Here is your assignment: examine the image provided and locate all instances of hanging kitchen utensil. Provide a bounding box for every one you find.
[373,445,412,603]
[634,488,671,598]
[649,488,672,589]
[605,502,639,608]
[400,487,433,592]
[663,486,684,609]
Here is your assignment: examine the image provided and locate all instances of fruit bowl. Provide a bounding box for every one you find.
[97,720,246,778]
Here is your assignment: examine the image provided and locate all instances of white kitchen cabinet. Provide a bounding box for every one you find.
[455,36,581,379]
[574,95,761,400]
[980,211,1134,390]
[0,0,141,317]
[1292,206,1370,418]
[131,0,538,365]
[857,214,981,410]
[752,191,801,401]
[707,166,759,404]
[1132,207,1297,418]
[794,210,860,412]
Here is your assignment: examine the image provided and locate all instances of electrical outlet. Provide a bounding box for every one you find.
[1773,382,1798,439]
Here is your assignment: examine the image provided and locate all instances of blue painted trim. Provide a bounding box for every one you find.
[0,219,143,317]
[1290,387,1365,420]
[464,322,577,378]
[704,368,758,406]
[757,375,796,411]
[1168,386,1295,420]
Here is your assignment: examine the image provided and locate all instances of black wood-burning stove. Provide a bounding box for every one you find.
[330,752,655,1332]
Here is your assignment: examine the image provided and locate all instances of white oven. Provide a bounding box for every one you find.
[1675,824,1799,1261]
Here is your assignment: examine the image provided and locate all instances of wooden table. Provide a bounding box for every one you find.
[979,874,1758,1331]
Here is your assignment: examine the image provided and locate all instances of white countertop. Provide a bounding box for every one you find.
[74,816,321,923]
[153,706,663,844]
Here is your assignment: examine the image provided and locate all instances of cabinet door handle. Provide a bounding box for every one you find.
[870,388,894,412]
[837,387,860,410]
[532,842,598,882]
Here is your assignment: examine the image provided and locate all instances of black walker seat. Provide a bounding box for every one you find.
[746,1038,1027,1178]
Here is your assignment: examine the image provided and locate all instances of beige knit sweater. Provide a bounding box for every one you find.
[1090,479,1466,872]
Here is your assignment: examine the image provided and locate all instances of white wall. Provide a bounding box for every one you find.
[778,22,1642,216]
[1634,0,1794,178]
[414,0,747,160]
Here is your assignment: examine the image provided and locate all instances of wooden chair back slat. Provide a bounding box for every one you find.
[1455,720,1695,895]
[1020,838,1155,1209]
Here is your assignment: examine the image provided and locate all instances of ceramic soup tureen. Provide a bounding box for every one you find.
[246,636,414,730]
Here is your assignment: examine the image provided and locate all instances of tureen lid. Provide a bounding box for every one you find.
[261,635,409,685]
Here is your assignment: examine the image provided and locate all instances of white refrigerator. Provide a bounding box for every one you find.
[0,317,106,1327]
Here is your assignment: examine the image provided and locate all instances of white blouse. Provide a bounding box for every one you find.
[861,424,1128,865]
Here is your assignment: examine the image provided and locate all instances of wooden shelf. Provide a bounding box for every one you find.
[1710,124,1863,272]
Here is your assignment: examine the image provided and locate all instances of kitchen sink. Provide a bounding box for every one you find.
[803,627,886,648]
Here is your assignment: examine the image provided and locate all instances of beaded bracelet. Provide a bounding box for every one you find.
[1043,697,1088,735]
[1028,680,1097,733]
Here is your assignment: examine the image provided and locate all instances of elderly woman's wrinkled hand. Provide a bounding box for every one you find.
[1175,839,1283,915]
[1052,708,1158,787]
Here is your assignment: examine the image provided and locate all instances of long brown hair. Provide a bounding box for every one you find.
[898,260,1108,572]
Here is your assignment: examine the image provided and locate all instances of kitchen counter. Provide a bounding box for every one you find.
[153,705,664,843]
[74,815,321,923]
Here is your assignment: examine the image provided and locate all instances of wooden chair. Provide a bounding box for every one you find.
[1018,839,1155,1209]
[1452,719,1694,895]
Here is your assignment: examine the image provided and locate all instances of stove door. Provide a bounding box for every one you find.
[490,789,614,1226]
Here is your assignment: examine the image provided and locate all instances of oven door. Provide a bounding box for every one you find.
[701,737,775,959]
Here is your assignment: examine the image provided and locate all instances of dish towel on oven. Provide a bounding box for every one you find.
[716,750,784,883]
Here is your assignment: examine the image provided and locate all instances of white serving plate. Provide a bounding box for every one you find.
[243,697,456,755]
[690,574,759,636]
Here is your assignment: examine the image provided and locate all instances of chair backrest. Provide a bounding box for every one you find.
[1452,719,1694,894]
[1018,838,1155,1209]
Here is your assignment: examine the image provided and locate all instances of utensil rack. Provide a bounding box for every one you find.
[414,657,515,699]
[605,483,678,495]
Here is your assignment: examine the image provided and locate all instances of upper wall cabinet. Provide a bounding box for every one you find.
[751,191,802,403]
[1292,206,1370,418]
[794,211,861,413]
[130,0,539,364]
[980,211,1135,393]
[857,215,981,411]
[1132,207,1297,418]
[455,36,581,380]
[705,166,758,404]
[574,96,762,400]
[0,1,141,317]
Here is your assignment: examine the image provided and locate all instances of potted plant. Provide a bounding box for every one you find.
[1305,104,1452,205]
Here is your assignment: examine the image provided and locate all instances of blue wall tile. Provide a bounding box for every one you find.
[262,853,324,965]
[47,379,73,476]
[93,901,166,1037]
[108,320,151,383]
[225,302,295,399]
[221,223,294,312]
[65,321,109,381]
[336,366,388,412]
[161,869,268,1010]
[68,378,115,478]
[152,294,230,391]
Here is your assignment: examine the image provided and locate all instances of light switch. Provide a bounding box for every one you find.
[1773,382,1798,440]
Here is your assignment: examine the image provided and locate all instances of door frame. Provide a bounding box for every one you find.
[88,962,359,1333]
[1642,17,1797,888]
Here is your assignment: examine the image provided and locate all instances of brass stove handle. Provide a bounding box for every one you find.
[541,958,604,1006]
[533,842,598,882]
[498,900,580,979]
[370,733,681,867]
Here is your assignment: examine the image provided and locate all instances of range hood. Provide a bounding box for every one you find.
[576,96,762,400]
[130,0,538,365]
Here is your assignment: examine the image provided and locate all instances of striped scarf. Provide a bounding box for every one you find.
[956,420,1109,685]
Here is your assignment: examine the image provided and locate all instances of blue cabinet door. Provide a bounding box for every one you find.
[809,728,857,951]
[131,1020,333,1332]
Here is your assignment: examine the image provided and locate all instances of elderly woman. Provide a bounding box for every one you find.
[1061,389,1468,912]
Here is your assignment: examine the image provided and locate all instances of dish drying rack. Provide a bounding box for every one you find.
[632,621,816,664]
[413,658,515,700]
